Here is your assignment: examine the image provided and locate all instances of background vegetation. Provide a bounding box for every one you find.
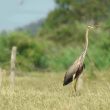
[0,0,110,72]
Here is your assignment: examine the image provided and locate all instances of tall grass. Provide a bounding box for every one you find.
[0,71,110,110]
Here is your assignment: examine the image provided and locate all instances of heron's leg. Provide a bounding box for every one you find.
[74,77,78,92]
[70,78,79,96]
[71,78,78,96]
[70,80,76,96]
[75,73,84,96]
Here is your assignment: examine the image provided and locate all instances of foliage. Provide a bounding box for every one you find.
[0,32,48,71]
[39,0,110,34]
[55,0,110,22]
[0,1,110,72]
[0,22,110,72]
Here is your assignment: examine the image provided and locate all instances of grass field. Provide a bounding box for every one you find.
[0,71,110,110]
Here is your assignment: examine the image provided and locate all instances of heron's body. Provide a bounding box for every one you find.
[63,26,94,92]
[63,54,85,86]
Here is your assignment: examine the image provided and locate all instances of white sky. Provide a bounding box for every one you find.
[0,0,55,31]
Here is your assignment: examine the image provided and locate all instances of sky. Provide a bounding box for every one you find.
[0,0,55,31]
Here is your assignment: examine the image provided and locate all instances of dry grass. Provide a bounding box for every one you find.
[0,71,110,110]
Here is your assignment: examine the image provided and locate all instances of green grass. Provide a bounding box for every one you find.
[0,71,110,110]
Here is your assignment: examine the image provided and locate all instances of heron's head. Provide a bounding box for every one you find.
[87,25,94,30]
[87,24,100,30]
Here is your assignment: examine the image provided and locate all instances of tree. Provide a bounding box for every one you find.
[55,0,110,23]
[45,0,110,29]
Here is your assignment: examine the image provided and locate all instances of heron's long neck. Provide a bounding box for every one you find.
[85,28,89,54]
[81,28,89,60]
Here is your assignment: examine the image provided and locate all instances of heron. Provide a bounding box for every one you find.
[63,25,94,92]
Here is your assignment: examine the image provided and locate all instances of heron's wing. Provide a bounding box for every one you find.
[63,72,73,86]
[63,59,80,86]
